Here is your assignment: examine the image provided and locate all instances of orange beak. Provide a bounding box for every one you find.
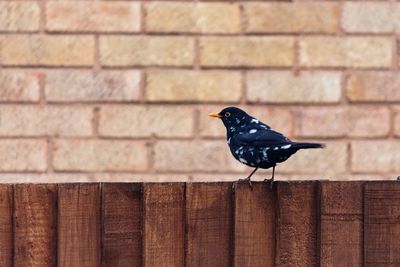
[208,112,222,118]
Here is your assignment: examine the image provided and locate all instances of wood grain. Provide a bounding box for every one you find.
[234,183,275,267]
[364,182,400,267]
[0,185,13,267]
[14,184,57,267]
[186,183,233,267]
[276,182,318,267]
[102,183,142,267]
[320,182,363,267]
[58,184,101,267]
[144,183,185,267]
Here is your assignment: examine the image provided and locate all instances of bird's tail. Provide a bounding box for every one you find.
[292,142,325,149]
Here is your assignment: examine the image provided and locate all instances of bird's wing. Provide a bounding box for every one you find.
[233,128,291,146]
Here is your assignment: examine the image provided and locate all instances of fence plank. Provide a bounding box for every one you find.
[58,184,101,267]
[0,185,12,267]
[14,184,57,267]
[320,182,363,267]
[364,182,400,266]
[144,183,185,267]
[186,183,232,267]
[234,183,275,267]
[276,182,318,267]
[102,184,142,267]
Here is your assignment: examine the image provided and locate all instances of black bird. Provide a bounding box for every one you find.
[209,107,325,189]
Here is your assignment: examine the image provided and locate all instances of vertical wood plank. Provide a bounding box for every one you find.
[144,183,184,267]
[186,183,232,267]
[320,182,363,267]
[276,182,318,267]
[364,182,400,266]
[14,184,57,267]
[0,185,12,267]
[102,183,142,267]
[58,184,101,267]
[234,183,275,267]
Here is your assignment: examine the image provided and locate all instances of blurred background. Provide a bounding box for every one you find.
[0,1,398,182]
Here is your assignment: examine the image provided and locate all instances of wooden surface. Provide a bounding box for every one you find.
[0,181,398,266]
[0,185,12,267]
[144,183,185,267]
[364,182,400,267]
[14,184,57,267]
[58,184,101,267]
[186,183,233,267]
[102,184,142,267]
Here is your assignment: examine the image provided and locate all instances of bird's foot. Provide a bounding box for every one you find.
[397,176,400,181]
[233,177,253,190]
[263,178,274,189]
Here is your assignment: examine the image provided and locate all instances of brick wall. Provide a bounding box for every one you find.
[0,1,398,182]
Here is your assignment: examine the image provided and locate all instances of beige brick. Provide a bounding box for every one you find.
[244,3,338,33]
[342,3,400,33]
[294,106,390,138]
[0,70,40,102]
[45,70,140,102]
[0,106,92,137]
[200,37,294,67]
[0,2,40,32]
[100,36,194,66]
[347,72,400,102]
[351,141,400,172]
[146,2,240,33]
[1,35,94,66]
[53,140,148,172]
[154,141,246,172]
[46,2,140,32]
[199,105,293,138]
[299,37,392,67]
[280,142,347,175]
[393,107,400,137]
[146,70,241,102]
[99,106,194,137]
[247,71,341,103]
[0,139,46,171]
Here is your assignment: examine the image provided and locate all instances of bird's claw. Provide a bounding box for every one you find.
[233,177,253,190]
[263,178,274,189]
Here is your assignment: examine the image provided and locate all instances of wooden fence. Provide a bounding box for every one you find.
[0,181,399,266]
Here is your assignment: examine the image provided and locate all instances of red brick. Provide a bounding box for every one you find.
[294,106,390,138]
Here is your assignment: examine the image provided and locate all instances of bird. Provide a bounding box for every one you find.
[209,107,325,189]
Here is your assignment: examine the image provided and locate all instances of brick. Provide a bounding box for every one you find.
[342,3,399,33]
[46,2,140,32]
[45,70,140,102]
[347,72,400,102]
[0,139,46,171]
[299,37,392,67]
[146,70,241,102]
[0,2,40,32]
[393,107,400,137]
[0,70,40,102]
[247,71,341,103]
[199,105,293,138]
[146,2,240,33]
[294,106,390,138]
[154,141,246,172]
[0,106,92,137]
[99,106,194,137]
[53,140,148,172]
[1,35,94,66]
[244,3,338,33]
[0,174,91,183]
[200,37,294,67]
[280,142,347,175]
[351,141,400,172]
[100,36,194,66]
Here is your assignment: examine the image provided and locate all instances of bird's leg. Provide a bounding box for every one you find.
[234,167,259,190]
[264,165,275,189]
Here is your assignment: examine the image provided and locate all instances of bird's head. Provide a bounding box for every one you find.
[208,107,251,129]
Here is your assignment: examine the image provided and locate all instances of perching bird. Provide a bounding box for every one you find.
[209,107,325,189]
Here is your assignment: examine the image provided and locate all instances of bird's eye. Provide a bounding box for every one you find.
[225,112,231,117]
